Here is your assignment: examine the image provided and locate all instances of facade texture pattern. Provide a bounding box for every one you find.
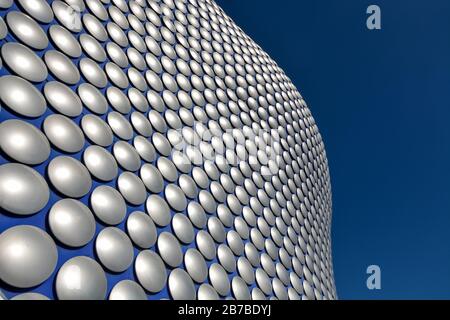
[0,0,336,300]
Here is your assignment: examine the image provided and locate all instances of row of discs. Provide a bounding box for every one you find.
[0,0,336,300]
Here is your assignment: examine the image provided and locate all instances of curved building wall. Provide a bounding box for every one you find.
[0,0,336,300]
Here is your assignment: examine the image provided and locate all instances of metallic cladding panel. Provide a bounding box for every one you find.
[0,0,335,300]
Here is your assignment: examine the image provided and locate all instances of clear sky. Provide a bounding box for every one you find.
[217,0,450,299]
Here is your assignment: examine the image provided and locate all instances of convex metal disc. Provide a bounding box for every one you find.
[109,280,147,300]
[126,211,157,249]
[0,75,46,117]
[90,185,127,225]
[0,120,50,165]
[55,256,107,300]
[0,225,57,288]
[1,43,47,82]
[48,156,92,198]
[95,227,134,273]
[83,145,118,181]
[0,163,49,215]
[6,11,48,50]
[48,199,96,247]
[135,250,167,293]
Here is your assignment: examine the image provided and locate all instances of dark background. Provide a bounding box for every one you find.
[217,0,450,299]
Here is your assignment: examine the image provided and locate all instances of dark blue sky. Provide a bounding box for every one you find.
[217,0,450,299]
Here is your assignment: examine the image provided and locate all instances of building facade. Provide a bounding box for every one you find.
[0,0,336,300]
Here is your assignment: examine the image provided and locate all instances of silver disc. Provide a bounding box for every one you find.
[0,163,49,215]
[0,120,50,165]
[0,75,46,117]
[135,250,167,293]
[95,227,134,273]
[109,280,147,300]
[11,292,50,300]
[90,185,127,225]
[47,156,92,198]
[168,268,196,300]
[1,43,47,82]
[48,199,96,247]
[55,256,107,300]
[0,225,57,288]
[126,211,157,249]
